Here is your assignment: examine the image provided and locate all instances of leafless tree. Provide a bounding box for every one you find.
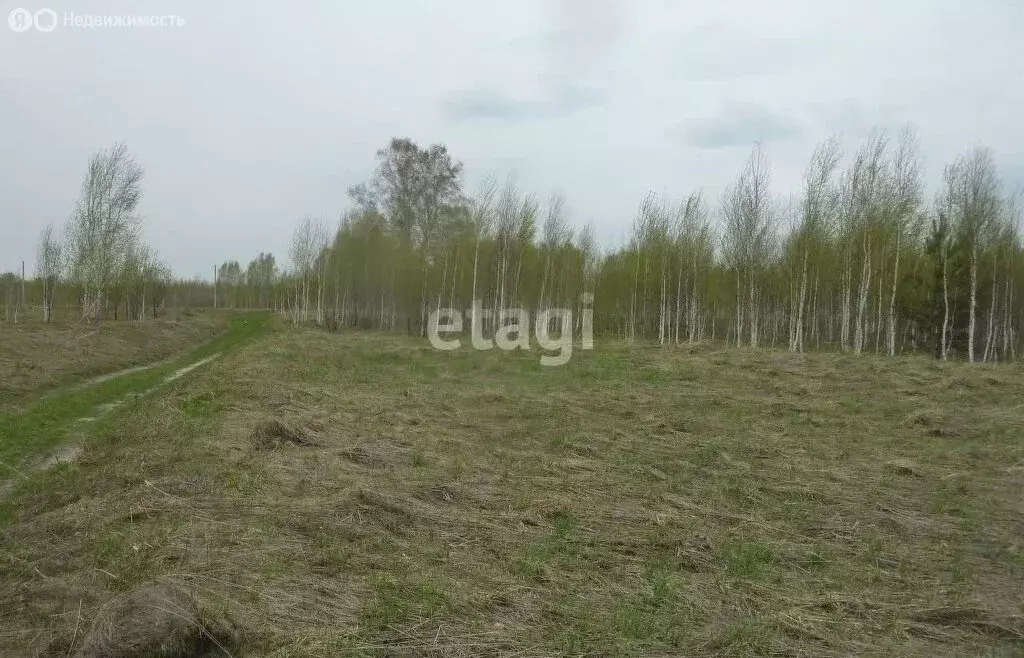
[65,142,144,323]
[941,148,1002,363]
[792,136,841,352]
[36,224,63,322]
[722,143,777,347]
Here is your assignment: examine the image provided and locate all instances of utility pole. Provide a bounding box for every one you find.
[213,264,217,309]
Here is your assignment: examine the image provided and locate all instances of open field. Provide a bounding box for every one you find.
[0,310,230,412]
[1,324,1023,656]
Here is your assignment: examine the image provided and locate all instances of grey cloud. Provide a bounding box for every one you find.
[806,99,910,138]
[682,102,803,149]
[445,0,620,124]
[507,0,622,72]
[550,0,622,70]
[444,88,541,122]
[443,76,603,123]
[677,24,814,81]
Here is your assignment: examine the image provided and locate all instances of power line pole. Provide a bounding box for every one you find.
[213,264,217,309]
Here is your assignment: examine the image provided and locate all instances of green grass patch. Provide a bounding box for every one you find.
[0,312,273,467]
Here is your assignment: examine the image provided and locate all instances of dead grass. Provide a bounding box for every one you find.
[247,419,322,450]
[0,310,229,412]
[1,329,1023,656]
[71,582,239,658]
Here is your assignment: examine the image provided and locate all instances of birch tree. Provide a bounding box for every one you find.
[722,144,776,347]
[65,142,144,323]
[792,137,841,352]
[884,128,923,356]
[289,215,319,324]
[468,177,497,336]
[36,224,63,322]
[941,148,1002,363]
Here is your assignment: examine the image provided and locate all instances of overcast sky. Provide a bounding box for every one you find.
[2,0,1022,278]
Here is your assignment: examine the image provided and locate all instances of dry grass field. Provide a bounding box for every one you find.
[1,322,1022,656]
[0,310,229,412]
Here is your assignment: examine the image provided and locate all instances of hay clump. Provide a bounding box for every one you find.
[75,584,237,658]
[248,419,319,450]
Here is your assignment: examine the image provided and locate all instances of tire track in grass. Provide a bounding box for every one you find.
[0,313,273,493]
[78,353,222,424]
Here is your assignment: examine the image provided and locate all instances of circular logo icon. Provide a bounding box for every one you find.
[8,7,32,32]
[34,8,57,32]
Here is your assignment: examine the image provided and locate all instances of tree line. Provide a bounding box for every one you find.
[5,133,1021,362]
[273,133,1020,362]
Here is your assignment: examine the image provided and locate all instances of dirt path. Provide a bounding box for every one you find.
[1,313,230,412]
[78,354,223,423]
[1,312,272,498]
[161,354,221,383]
[72,360,174,389]
[0,353,223,496]
[66,334,229,394]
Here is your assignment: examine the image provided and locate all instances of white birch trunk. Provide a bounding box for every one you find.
[887,226,900,356]
[794,248,808,352]
[968,243,977,363]
[854,235,871,355]
[941,247,950,360]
